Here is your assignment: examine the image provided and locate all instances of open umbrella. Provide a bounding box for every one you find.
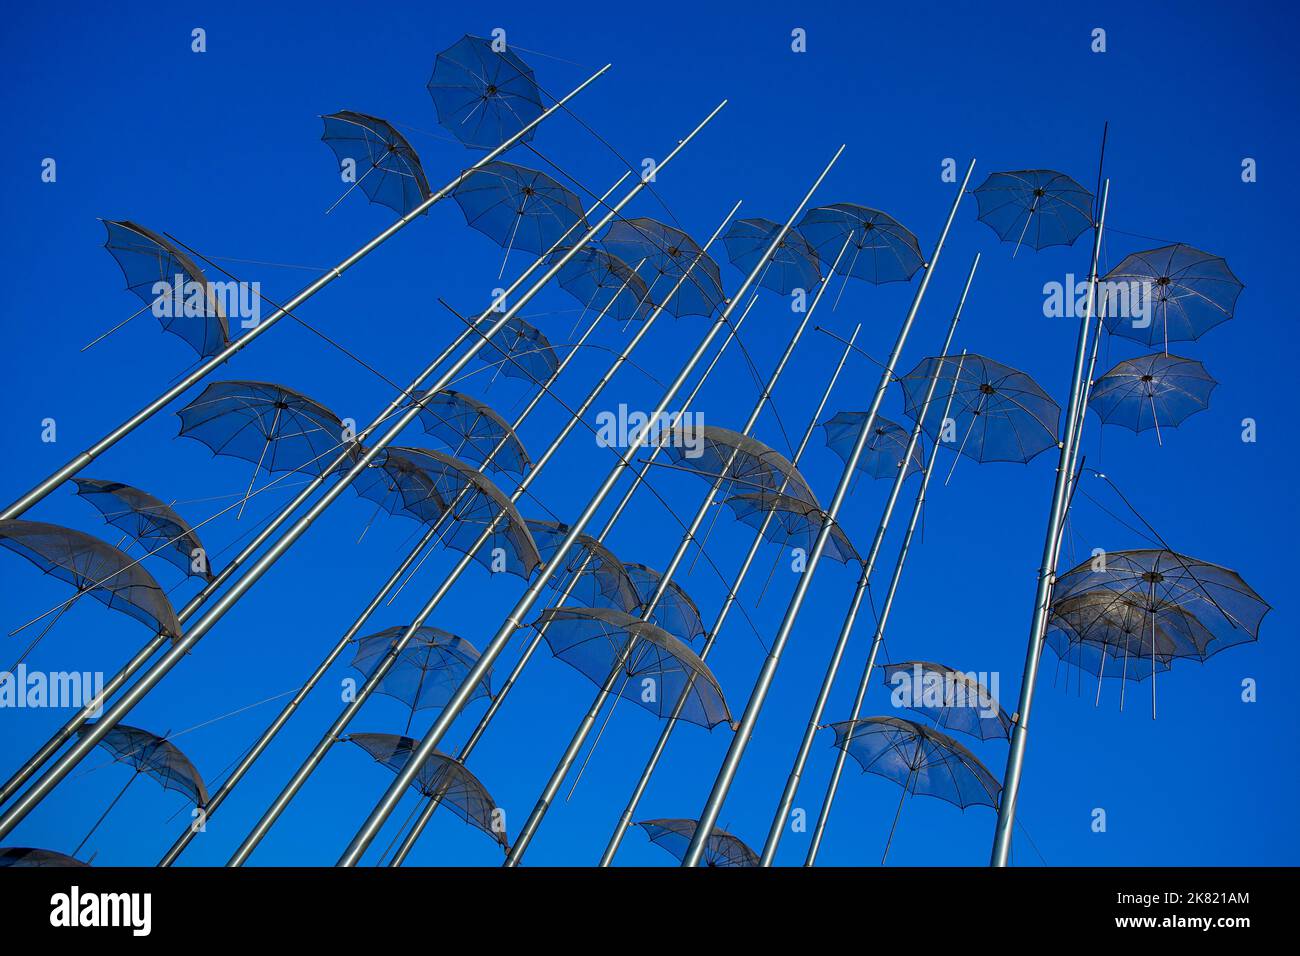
[797,203,924,284]
[1099,244,1244,350]
[72,478,215,582]
[637,818,758,867]
[603,218,726,318]
[723,217,821,295]
[527,519,639,613]
[413,389,531,476]
[351,626,492,732]
[623,562,706,645]
[427,34,543,150]
[1088,353,1216,441]
[972,169,1093,254]
[320,110,432,217]
[554,247,654,325]
[452,161,585,267]
[879,661,1012,741]
[822,412,924,481]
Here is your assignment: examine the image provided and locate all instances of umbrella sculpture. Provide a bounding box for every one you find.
[822,412,925,481]
[555,247,655,325]
[1087,353,1217,442]
[1046,549,1270,714]
[972,169,1094,255]
[623,562,706,645]
[824,716,1002,863]
[346,733,507,851]
[797,203,924,285]
[452,161,586,275]
[72,723,207,858]
[427,34,544,150]
[350,626,492,732]
[350,448,448,527]
[656,425,818,504]
[637,818,758,867]
[604,218,727,318]
[879,661,1012,741]
[723,216,822,295]
[319,110,433,217]
[527,519,640,614]
[413,390,532,476]
[721,492,860,568]
[97,220,230,359]
[1099,243,1244,350]
[72,478,216,582]
[0,847,89,867]
[468,312,560,389]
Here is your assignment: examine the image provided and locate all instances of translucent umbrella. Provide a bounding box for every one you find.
[346,732,507,850]
[535,607,732,728]
[624,562,706,645]
[470,313,559,388]
[825,716,1001,862]
[0,847,89,867]
[636,818,758,867]
[351,448,448,527]
[972,169,1093,254]
[721,492,859,566]
[99,220,229,359]
[427,34,543,150]
[723,217,821,295]
[603,218,726,318]
[72,478,215,582]
[1099,244,1244,350]
[1087,353,1217,441]
[350,626,491,732]
[879,661,1012,741]
[822,412,924,481]
[656,425,817,504]
[413,389,531,476]
[898,354,1060,464]
[452,161,585,264]
[797,203,924,284]
[527,519,639,613]
[320,111,432,217]
[554,247,654,324]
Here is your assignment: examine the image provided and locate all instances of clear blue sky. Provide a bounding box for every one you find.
[0,0,1295,867]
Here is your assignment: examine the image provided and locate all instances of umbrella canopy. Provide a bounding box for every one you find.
[555,247,655,324]
[452,161,585,256]
[1048,592,1183,682]
[1088,353,1216,436]
[604,218,726,318]
[319,110,432,217]
[101,219,230,359]
[426,34,543,150]
[346,733,507,849]
[413,389,531,476]
[623,562,706,644]
[1100,243,1244,348]
[898,353,1060,464]
[72,478,215,582]
[826,716,1002,810]
[797,203,924,284]
[471,313,559,387]
[351,448,448,526]
[0,847,90,867]
[879,661,1012,741]
[723,217,821,295]
[636,818,758,867]
[78,723,208,807]
[536,607,732,729]
[972,169,1093,253]
[0,520,181,640]
[821,412,924,481]
[388,448,540,578]
[656,425,817,505]
[177,380,356,478]
[721,492,860,566]
[526,519,639,613]
[350,626,492,713]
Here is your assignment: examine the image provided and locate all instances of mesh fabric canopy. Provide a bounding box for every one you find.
[526,519,639,613]
[0,520,181,639]
[414,389,531,475]
[78,722,208,806]
[555,247,654,324]
[320,111,432,217]
[0,847,89,867]
[972,170,1093,252]
[1099,243,1244,347]
[72,478,214,581]
[452,161,585,255]
[797,203,923,284]
[637,818,758,867]
[723,217,821,295]
[656,425,817,505]
[351,626,491,713]
[624,562,706,644]
[821,412,924,481]
[721,492,859,565]
[1088,353,1216,435]
[879,661,1012,741]
[427,34,543,150]
[536,607,732,729]
[101,220,229,359]
[352,448,447,526]
[471,313,559,386]
[603,218,726,318]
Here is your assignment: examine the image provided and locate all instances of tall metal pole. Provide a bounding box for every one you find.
[597,324,861,866]
[388,295,761,866]
[805,350,969,865]
[0,67,610,522]
[679,160,975,867]
[990,181,1108,867]
[0,106,726,842]
[336,146,846,866]
[223,200,740,865]
[503,235,857,866]
[758,254,977,866]
[0,173,632,811]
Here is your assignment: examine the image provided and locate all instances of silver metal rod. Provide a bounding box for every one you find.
[0,66,610,522]
[336,144,843,867]
[597,322,861,867]
[504,232,856,866]
[0,107,714,842]
[679,159,975,867]
[804,349,969,865]
[758,254,977,866]
[990,181,1109,866]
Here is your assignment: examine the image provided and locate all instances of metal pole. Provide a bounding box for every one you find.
[758,254,977,866]
[805,350,970,865]
[679,160,975,867]
[0,67,610,522]
[0,106,725,842]
[597,325,860,867]
[225,198,742,865]
[0,170,633,812]
[504,235,857,866]
[990,181,1109,867]
[336,146,846,866]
